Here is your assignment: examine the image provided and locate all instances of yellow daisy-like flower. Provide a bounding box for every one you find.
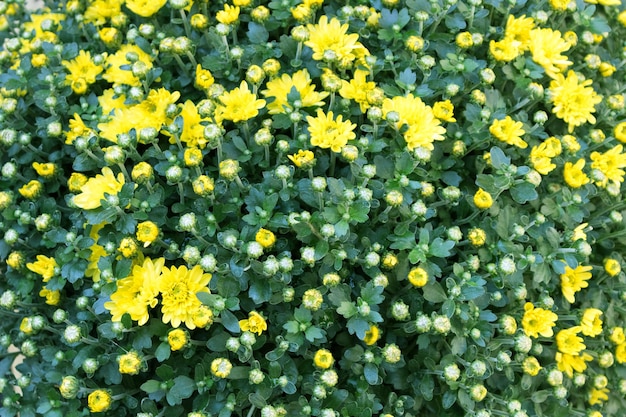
[408,266,428,287]
[522,356,542,376]
[136,221,159,247]
[560,265,592,303]
[489,116,527,149]
[556,326,585,355]
[195,64,214,91]
[62,51,103,94]
[103,44,154,87]
[580,308,603,337]
[118,351,142,375]
[211,358,233,378]
[521,302,558,338]
[432,100,456,123]
[255,228,276,249]
[548,70,602,133]
[339,69,376,113]
[72,167,125,210]
[19,180,43,200]
[39,287,61,305]
[216,4,240,25]
[528,28,572,78]
[104,257,164,325]
[288,150,316,168]
[214,81,266,124]
[125,0,167,17]
[468,227,487,246]
[489,39,521,62]
[305,15,370,68]
[32,162,57,178]
[504,14,535,51]
[27,255,58,282]
[88,389,112,413]
[363,325,381,345]
[473,188,493,210]
[239,311,268,335]
[159,264,212,329]
[382,94,446,151]
[84,0,123,26]
[306,109,356,153]
[262,69,329,114]
[604,258,621,277]
[167,328,188,351]
[168,100,208,148]
[555,351,593,378]
[313,349,334,369]
[563,159,590,188]
[590,145,626,187]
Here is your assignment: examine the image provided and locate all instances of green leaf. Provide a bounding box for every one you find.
[364,363,380,385]
[442,390,457,409]
[429,238,455,257]
[419,375,434,401]
[451,336,467,356]
[490,146,510,170]
[140,380,163,394]
[166,376,196,406]
[510,182,538,204]
[155,342,171,362]
[220,310,241,333]
[304,326,325,342]
[249,279,271,304]
[422,282,447,303]
[337,301,357,318]
[247,22,269,43]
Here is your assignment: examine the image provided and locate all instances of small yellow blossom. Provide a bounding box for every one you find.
[408,266,428,287]
[239,311,268,335]
[118,351,142,375]
[313,349,334,369]
[211,358,233,378]
[168,328,188,351]
[255,228,276,249]
[604,258,621,276]
[473,188,493,209]
[88,389,112,413]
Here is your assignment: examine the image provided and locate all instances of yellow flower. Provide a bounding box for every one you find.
[118,351,142,375]
[159,264,212,329]
[104,257,164,325]
[73,167,125,210]
[528,28,572,78]
[239,311,268,335]
[192,175,215,196]
[556,326,585,355]
[382,94,446,151]
[262,69,328,114]
[306,109,356,153]
[61,50,103,94]
[548,70,602,133]
[604,258,621,277]
[504,14,535,51]
[363,325,381,345]
[19,180,42,200]
[590,145,626,187]
[522,302,558,338]
[489,39,521,62]
[305,15,370,68]
[555,351,593,378]
[27,255,58,282]
[609,327,625,344]
[616,343,626,363]
[132,162,154,184]
[192,305,214,329]
[339,69,376,113]
[288,150,316,169]
[20,317,33,335]
[167,328,188,351]
[549,0,569,10]
[88,389,112,413]
[529,137,561,175]
[588,387,609,406]
[408,266,428,287]
[211,358,233,378]
[195,64,214,91]
[571,223,588,242]
[39,287,61,305]
[6,252,24,270]
[125,0,167,17]
[219,159,240,181]
[103,44,153,87]
[585,0,621,4]
[136,221,159,247]
[581,308,603,337]
[255,228,276,249]
[214,81,266,124]
[169,100,208,148]
[216,4,240,25]
[560,265,592,303]
[468,228,487,246]
[614,122,626,143]
[489,116,527,149]
[473,188,493,210]
[65,113,95,145]
[455,32,473,49]
[432,100,456,123]
[32,162,57,178]
[563,159,590,188]
[84,0,123,25]
[313,349,334,369]
[522,356,542,376]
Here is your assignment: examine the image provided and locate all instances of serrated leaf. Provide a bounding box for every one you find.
[429,238,455,257]
[422,282,447,303]
[166,376,196,406]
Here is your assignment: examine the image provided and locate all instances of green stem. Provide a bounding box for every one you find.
[179,9,192,39]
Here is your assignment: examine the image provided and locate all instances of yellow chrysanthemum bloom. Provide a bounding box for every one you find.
[125,0,167,17]
[288,150,316,168]
[529,136,561,174]
[214,81,266,124]
[211,358,233,378]
[27,255,58,282]
[581,308,603,337]
[170,100,209,148]
[548,70,602,133]
[262,69,328,114]
[195,64,215,91]
[73,167,125,210]
[556,326,586,355]
[103,44,154,87]
[339,69,376,113]
[549,0,569,11]
[616,343,626,364]
[62,50,103,95]
[489,39,520,62]
[473,188,493,210]
[136,221,159,247]
[159,264,211,329]
[104,257,164,325]
[468,228,487,246]
[555,351,593,378]
[98,89,128,116]
[522,356,542,376]
[563,159,590,188]
[585,0,621,5]
[167,328,188,351]
[503,14,535,52]
[84,0,123,25]
[363,325,381,345]
[560,265,592,303]
[32,162,57,178]
[604,258,621,277]
[590,145,626,187]
[382,94,446,151]
[614,122,626,143]
[588,387,610,406]
[408,266,428,287]
[489,116,527,149]
[528,28,572,78]
[432,100,456,123]
[19,180,42,200]
[239,311,268,335]
[305,15,370,68]
[118,351,142,375]
[313,349,334,369]
[255,228,276,249]
[88,389,112,413]
[192,305,214,329]
[306,109,356,153]
[522,302,558,338]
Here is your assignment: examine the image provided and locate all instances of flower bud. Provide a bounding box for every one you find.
[59,376,80,399]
